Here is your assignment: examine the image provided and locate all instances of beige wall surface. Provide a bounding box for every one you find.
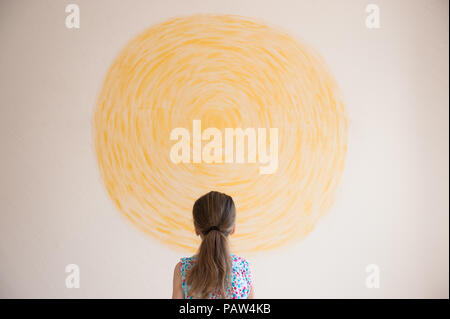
[0,0,448,298]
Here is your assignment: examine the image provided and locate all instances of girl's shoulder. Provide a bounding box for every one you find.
[231,254,253,287]
[179,255,196,270]
[230,253,251,269]
[231,253,249,261]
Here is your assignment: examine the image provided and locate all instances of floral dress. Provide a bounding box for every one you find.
[180,253,252,299]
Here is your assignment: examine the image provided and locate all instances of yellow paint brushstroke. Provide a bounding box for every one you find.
[93,14,348,254]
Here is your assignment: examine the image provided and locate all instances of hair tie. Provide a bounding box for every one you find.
[204,225,220,235]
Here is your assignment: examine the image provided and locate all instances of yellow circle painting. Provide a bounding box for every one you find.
[93,14,348,254]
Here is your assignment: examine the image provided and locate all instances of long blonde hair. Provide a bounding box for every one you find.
[186,191,236,298]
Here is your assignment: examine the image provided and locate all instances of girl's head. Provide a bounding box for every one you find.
[186,191,236,298]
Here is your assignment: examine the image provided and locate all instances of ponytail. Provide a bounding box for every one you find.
[186,191,236,298]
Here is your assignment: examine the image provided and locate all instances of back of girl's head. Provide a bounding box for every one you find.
[186,191,236,298]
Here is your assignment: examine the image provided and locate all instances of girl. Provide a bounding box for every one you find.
[172,191,255,299]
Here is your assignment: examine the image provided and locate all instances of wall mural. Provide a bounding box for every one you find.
[93,14,348,254]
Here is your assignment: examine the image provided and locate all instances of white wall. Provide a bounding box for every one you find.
[0,0,448,298]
